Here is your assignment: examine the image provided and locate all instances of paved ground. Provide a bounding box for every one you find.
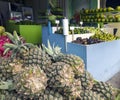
[107,71,120,89]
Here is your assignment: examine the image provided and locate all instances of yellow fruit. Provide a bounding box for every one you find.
[107,7,114,11]
[100,14,105,18]
[101,18,105,22]
[114,15,120,18]
[96,14,100,18]
[116,17,120,22]
[103,8,107,12]
[0,26,5,35]
[116,6,120,11]
[85,9,89,13]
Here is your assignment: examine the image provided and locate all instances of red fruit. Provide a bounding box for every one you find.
[0,35,11,57]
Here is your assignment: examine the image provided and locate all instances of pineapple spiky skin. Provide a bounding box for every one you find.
[46,62,76,97]
[75,70,94,90]
[22,47,52,71]
[47,62,74,91]
[0,90,23,100]
[91,81,115,100]
[13,66,48,99]
[0,58,23,81]
[78,90,104,100]
[43,89,65,100]
[0,65,12,81]
[57,54,85,75]
[0,59,13,81]
[69,79,82,99]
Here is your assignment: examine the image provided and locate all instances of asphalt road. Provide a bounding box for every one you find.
[107,71,120,89]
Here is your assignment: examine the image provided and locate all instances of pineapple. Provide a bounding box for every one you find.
[0,59,13,81]
[42,40,85,75]
[0,58,23,81]
[91,81,116,100]
[22,46,52,70]
[0,90,22,100]
[75,70,94,90]
[78,90,104,100]
[0,80,20,100]
[42,41,85,98]
[13,65,48,99]
[46,61,82,98]
[3,31,52,71]
[58,54,85,74]
[43,89,64,100]
[69,79,82,99]
[9,59,23,75]
[1,32,49,99]
[46,62,75,96]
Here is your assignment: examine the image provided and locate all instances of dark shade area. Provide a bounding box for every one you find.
[106,0,120,8]
[0,1,9,27]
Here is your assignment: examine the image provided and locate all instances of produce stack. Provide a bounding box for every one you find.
[80,6,120,23]
[72,27,120,45]
[0,31,120,100]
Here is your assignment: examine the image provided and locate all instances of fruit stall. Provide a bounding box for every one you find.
[0,27,120,99]
[1,0,120,100]
[42,20,120,82]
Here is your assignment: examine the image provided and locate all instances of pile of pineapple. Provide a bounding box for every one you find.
[0,32,120,100]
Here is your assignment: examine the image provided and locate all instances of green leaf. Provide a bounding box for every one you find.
[47,40,53,51]
[5,32,16,44]
[115,94,120,100]
[3,43,17,49]
[3,48,10,55]
[13,30,20,41]
[24,43,35,48]
[42,44,53,56]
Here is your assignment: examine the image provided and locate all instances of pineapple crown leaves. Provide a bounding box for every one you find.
[5,31,23,45]
[42,40,62,61]
[3,31,35,57]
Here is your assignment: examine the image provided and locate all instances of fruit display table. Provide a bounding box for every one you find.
[42,26,120,82]
[6,22,42,44]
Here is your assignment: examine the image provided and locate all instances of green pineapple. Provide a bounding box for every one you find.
[58,54,85,75]
[42,40,85,75]
[0,90,22,100]
[46,62,83,99]
[42,40,85,98]
[46,62,75,96]
[22,46,52,69]
[75,70,94,90]
[13,66,48,99]
[0,64,12,81]
[91,81,116,100]
[0,80,21,100]
[43,89,65,100]
[78,90,104,100]
[0,58,23,81]
[3,31,52,71]
[1,31,49,99]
